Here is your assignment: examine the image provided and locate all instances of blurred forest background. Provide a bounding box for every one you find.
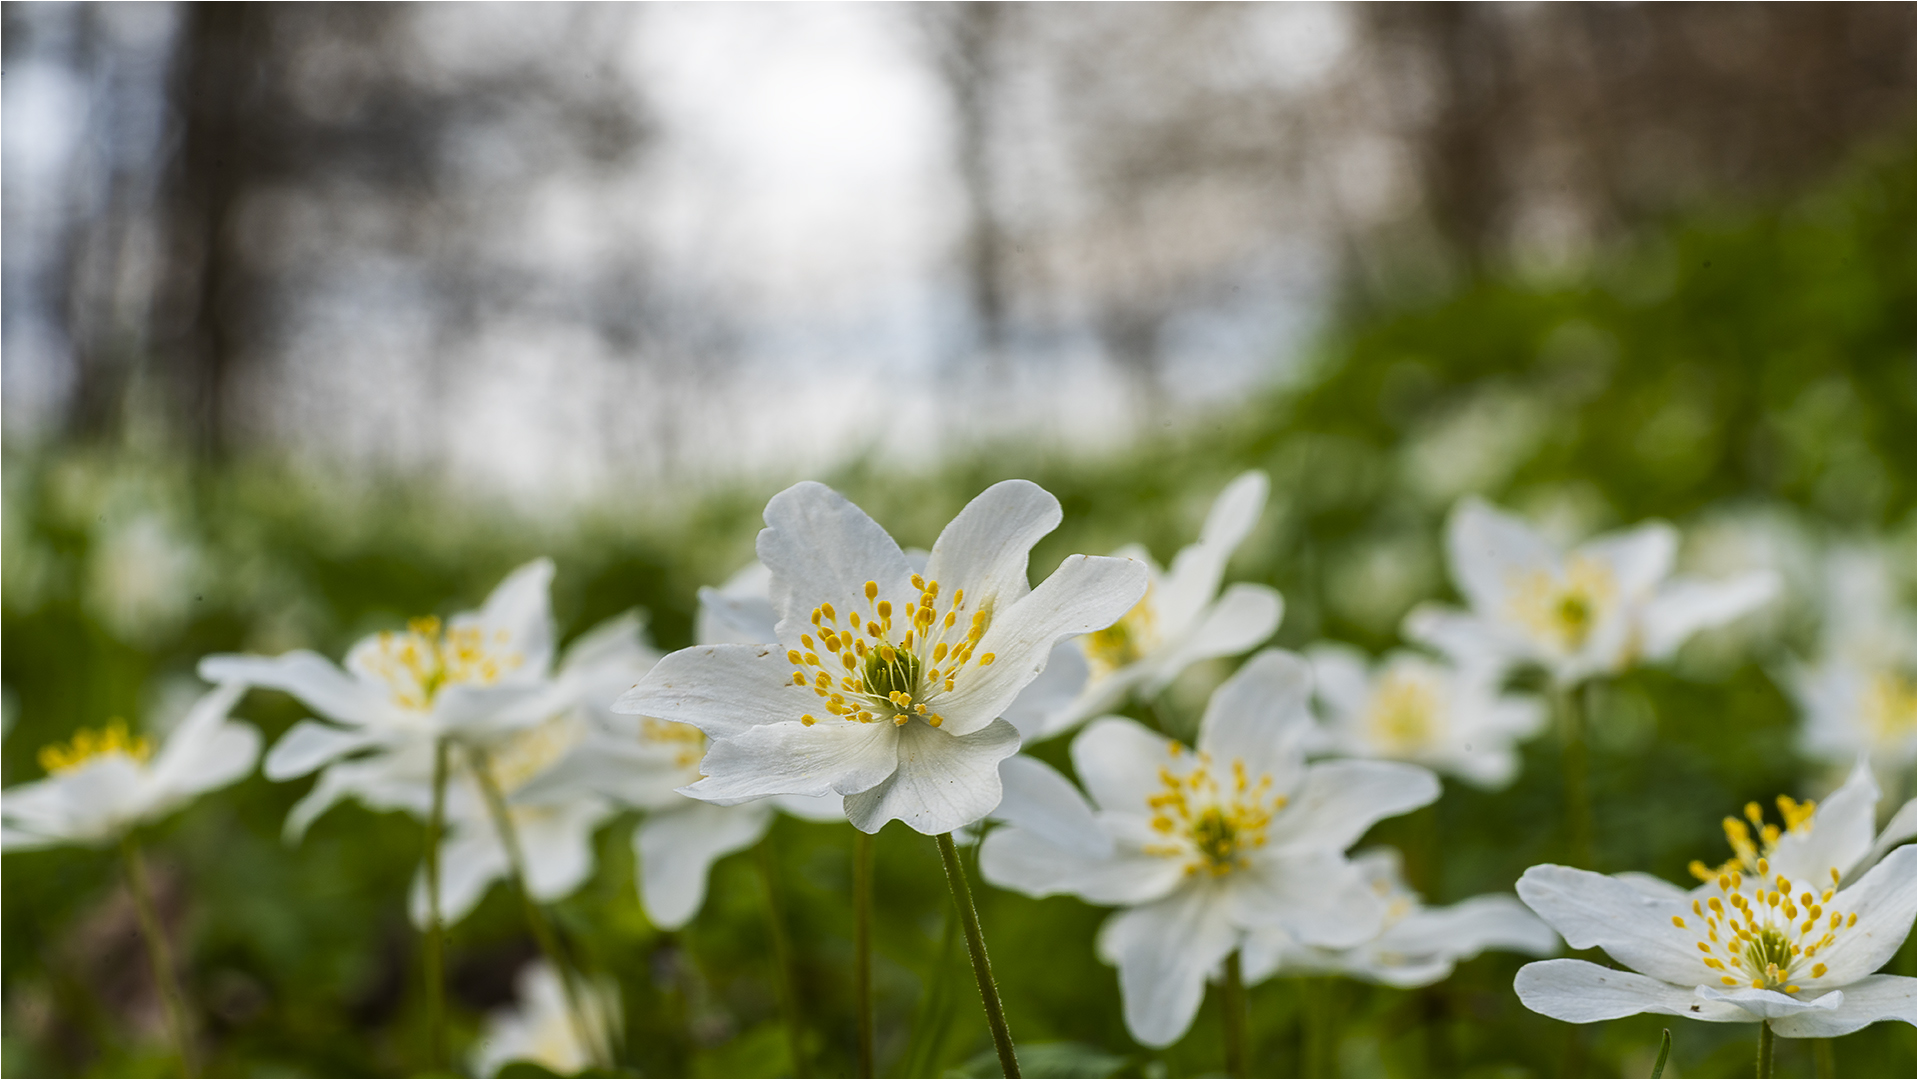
[3,3,1914,1078]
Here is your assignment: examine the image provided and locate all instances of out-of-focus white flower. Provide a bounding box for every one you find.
[1306,643,1545,789]
[980,650,1439,1047]
[1007,471,1283,741]
[1782,546,1915,776]
[617,480,1146,836]
[86,511,204,646]
[1,684,259,850]
[471,961,621,1079]
[1405,497,1778,686]
[1242,848,1558,987]
[1514,763,1917,1038]
[202,559,564,837]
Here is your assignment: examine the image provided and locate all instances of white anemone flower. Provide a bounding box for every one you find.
[1008,471,1283,741]
[1242,848,1559,987]
[471,961,621,1079]
[616,480,1147,836]
[1,683,260,850]
[1306,644,1546,789]
[201,559,564,836]
[1515,762,1918,1038]
[1405,497,1779,687]
[1782,546,1915,776]
[979,650,1441,1047]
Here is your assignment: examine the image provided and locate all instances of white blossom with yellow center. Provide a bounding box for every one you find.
[1405,497,1778,686]
[1782,545,1916,777]
[1515,762,1917,1038]
[980,650,1440,1047]
[617,480,1148,836]
[472,961,621,1079]
[1306,645,1545,789]
[1,684,259,850]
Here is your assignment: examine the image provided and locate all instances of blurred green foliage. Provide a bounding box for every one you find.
[4,145,1913,1078]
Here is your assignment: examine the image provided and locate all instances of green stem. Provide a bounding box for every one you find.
[1221,950,1247,1079]
[754,837,809,1077]
[1812,1035,1835,1078]
[934,832,1020,1079]
[1304,976,1330,1078]
[854,828,875,1078]
[1652,1027,1671,1078]
[1757,1021,1774,1079]
[121,837,197,1077]
[468,745,606,1069]
[424,735,450,1070]
[1556,681,1594,869]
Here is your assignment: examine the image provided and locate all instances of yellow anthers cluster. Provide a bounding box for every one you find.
[364,615,521,710]
[38,719,153,775]
[1365,672,1440,753]
[1684,807,1855,996]
[787,577,992,728]
[639,718,706,769]
[1505,557,1616,652]
[1142,750,1283,876]
[1084,584,1158,674]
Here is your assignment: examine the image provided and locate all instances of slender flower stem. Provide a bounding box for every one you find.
[1756,1021,1775,1079]
[121,837,197,1077]
[935,832,1020,1079]
[1652,1027,1671,1078]
[1811,1036,1835,1078]
[753,837,809,1077]
[467,745,606,1069]
[1555,681,1595,869]
[423,735,450,1071]
[853,828,875,1078]
[1220,950,1248,1079]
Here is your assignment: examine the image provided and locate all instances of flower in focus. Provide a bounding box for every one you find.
[1306,643,1545,789]
[1514,762,1917,1037]
[617,480,1147,836]
[980,649,1441,1046]
[1242,848,1559,987]
[1006,470,1283,740]
[471,961,621,1079]
[1405,497,1779,686]
[1781,545,1915,777]
[2,683,259,850]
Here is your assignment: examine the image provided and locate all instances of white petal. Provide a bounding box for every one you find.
[843,718,1021,835]
[922,479,1062,615]
[991,754,1112,859]
[635,801,773,929]
[1400,604,1522,676]
[464,557,558,682]
[682,720,899,803]
[1613,872,1691,901]
[1229,848,1384,948]
[516,738,685,811]
[197,650,393,727]
[1270,760,1439,853]
[1155,470,1269,635]
[769,791,846,822]
[1097,881,1241,1048]
[1446,498,1560,618]
[1142,584,1284,693]
[147,682,260,796]
[978,823,1184,906]
[1771,758,1878,886]
[999,641,1089,741]
[1385,894,1561,960]
[1769,975,1916,1038]
[1072,716,1175,816]
[695,561,777,645]
[1514,959,1752,1024]
[1304,643,1373,722]
[1515,864,1704,985]
[1858,798,1917,879]
[1196,649,1313,793]
[1579,521,1678,597]
[517,801,614,902]
[757,481,915,641]
[937,554,1149,737]
[1804,845,1917,985]
[264,721,384,781]
[612,644,814,739]
[1693,984,1844,1021]
[411,825,509,927]
[1639,571,1780,660]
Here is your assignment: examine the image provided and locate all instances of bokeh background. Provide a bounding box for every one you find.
[3,3,1913,1077]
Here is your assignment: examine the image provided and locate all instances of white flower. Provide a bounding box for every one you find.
[1241,848,1559,987]
[979,650,1440,1047]
[471,961,621,1079]
[1306,643,1545,789]
[201,559,564,836]
[1514,762,1918,1038]
[1,683,260,850]
[1006,471,1283,740]
[1782,545,1915,775]
[616,480,1147,836]
[1406,497,1779,686]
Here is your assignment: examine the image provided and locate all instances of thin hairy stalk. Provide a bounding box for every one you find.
[935,832,1020,1079]
[1221,950,1248,1079]
[1555,682,1595,869]
[423,735,450,1070]
[121,837,197,1077]
[1652,1028,1671,1078]
[753,837,809,1077]
[1756,1021,1775,1079]
[468,745,606,1069]
[854,828,875,1077]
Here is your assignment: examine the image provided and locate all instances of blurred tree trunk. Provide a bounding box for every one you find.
[926,2,1012,374]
